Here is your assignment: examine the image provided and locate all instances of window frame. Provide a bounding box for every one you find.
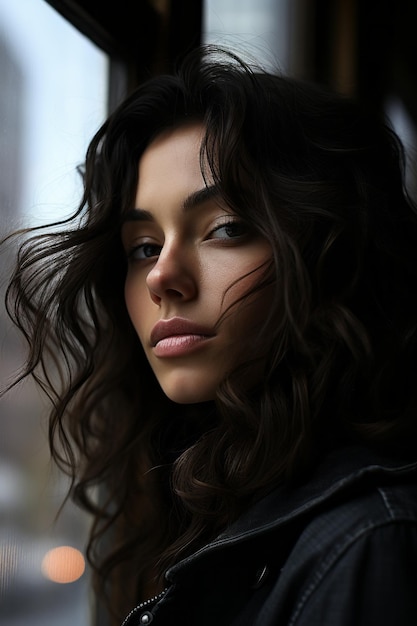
[45,0,203,110]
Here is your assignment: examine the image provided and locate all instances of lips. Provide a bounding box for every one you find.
[150,317,214,347]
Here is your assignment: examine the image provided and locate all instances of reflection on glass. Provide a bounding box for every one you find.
[0,1,109,625]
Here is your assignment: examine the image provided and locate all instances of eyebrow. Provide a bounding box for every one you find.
[183,185,220,211]
[121,184,220,224]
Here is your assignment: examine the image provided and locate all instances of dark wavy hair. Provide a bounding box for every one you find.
[3,46,417,621]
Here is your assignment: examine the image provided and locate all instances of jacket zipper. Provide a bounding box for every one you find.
[120,588,168,626]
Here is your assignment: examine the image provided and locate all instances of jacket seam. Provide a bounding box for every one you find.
[377,486,395,518]
[288,516,417,625]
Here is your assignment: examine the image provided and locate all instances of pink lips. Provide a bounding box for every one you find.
[150,317,214,357]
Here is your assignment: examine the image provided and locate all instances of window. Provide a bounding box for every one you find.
[385,96,417,199]
[0,2,109,624]
[202,0,294,72]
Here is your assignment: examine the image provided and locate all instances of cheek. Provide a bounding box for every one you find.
[220,253,272,312]
[124,281,135,321]
[219,279,272,359]
[124,279,148,339]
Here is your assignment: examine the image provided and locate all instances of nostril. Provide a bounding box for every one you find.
[146,259,197,303]
[165,288,186,298]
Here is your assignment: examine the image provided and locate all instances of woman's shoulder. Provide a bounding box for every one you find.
[275,473,417,626]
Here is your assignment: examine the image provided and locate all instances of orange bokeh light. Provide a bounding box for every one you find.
[41,546,85,584]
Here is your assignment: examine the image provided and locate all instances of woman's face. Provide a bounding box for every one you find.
[121,123,272,404]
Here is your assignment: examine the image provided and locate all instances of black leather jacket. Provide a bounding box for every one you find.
[121,445,417,625]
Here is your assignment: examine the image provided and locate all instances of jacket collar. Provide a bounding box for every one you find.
[166,444,417,580]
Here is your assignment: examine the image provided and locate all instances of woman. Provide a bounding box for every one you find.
[4,47,417,625]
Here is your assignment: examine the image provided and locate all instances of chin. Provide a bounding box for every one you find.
[163,388,216,405]
[158,375,217,405]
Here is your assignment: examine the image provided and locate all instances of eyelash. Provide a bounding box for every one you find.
[126,219,247,261]
[127,242,162,261]
[208,219,247,240]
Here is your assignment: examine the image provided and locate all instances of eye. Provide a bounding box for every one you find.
[209,219,247,240]
[128,242,162,261]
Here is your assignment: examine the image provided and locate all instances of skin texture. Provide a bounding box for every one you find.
[121,123,272,404]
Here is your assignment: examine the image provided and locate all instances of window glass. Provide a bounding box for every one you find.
[0,1,109,624]
[202,0,292,72]
[385,96,417,198]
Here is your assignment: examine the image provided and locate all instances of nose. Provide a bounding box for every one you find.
[146,240,198,305]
